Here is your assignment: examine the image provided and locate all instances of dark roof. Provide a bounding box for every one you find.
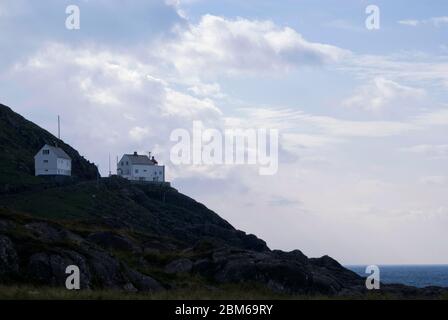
[41,144,71,160]
[125,154,154,165]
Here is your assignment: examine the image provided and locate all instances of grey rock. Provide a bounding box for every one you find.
[0,219,17,233]
[123,282,138,292]
[192,248,313,294]
[81,245,125,289]
[165,258,193,274]
[0,235,19,276]
[25,222,83,243]
[125,268,164,292]
[87,232,139,252]
[27,250,92,288]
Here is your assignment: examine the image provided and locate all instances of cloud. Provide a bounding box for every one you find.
[282,133,341,149]
[234,107,417,138]
[163,88,222,118]
[129,126,152,141]
[340,54,448,89]
[401,144,448,159]
[398,20,420,26]
[420,176,448,186]
[268,195,302,207]
[398,16,448,27]
[6,42,224,175]
[342,77,426,112]
[188,82,225,98]
[160,14,350,76]
[414,108,448,126]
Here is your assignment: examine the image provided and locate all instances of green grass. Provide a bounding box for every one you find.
[0,284,316,300]
[0,185,95,220]
[3,284,443,300]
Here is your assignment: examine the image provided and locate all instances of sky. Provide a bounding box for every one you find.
[0,0,447,264]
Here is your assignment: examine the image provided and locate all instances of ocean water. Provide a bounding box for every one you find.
[345,265,448,288]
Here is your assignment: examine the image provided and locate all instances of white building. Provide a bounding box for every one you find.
[117,152,165,182]
[34,144,72,176]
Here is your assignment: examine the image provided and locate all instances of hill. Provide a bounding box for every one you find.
[0,104,98,193]
[0,103,447,299]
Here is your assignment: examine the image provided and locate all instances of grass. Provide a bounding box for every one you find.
[3,284,444,300]
[0,185,95,220]
[0,284,323,300]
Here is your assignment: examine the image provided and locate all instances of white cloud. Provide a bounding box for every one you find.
[160,14,350,76]
[342,77,426,112]
[414,108,448,126]
[7,42,224,174]
[399,16,448,27]
[420,176,448,186]
[234,107,417,138]
[401,144,448,159]
[341,54,448,89]
[398,20,420,26]
[129,126,152,141]
[163,87,222,118]
[282,133,341,149]
[187,82,225,98]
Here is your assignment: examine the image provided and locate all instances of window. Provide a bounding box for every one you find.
[43,150,49,155]
[126,161,129,165]
[135,169,139,174]
[43,160,48,163]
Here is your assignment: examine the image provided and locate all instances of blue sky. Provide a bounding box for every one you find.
[0,0,447,264]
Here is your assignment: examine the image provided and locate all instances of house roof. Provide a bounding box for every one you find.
[38,144,71,160]
[124,154,154,165]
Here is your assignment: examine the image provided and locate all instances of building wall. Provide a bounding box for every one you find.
[130,164,165,182]
[35,148,71,176]
[56,158,72,176]
[117,155,132,179]
[117,155,165,182]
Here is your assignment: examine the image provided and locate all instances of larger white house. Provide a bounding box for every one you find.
[117,152,165,182]
[34,144,72,176]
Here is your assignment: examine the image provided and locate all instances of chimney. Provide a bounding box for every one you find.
[149,152,151,159]
[133,151,138,156]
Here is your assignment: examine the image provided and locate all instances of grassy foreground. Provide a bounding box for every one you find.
[0,284,300,300]
[2,285,447,300]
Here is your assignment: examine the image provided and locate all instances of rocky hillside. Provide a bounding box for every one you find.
[0,103,447,298]
[0,104,98,193]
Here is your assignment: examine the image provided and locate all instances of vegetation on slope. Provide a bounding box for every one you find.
[0,104,98,193]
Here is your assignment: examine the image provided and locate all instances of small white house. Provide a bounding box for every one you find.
[117,152,165,182]
[34,144,72,176]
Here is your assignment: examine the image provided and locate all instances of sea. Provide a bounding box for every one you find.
[345,265,448,288]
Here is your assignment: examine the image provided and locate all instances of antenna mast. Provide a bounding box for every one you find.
[109,154,111,177]
[58,115,60,140]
